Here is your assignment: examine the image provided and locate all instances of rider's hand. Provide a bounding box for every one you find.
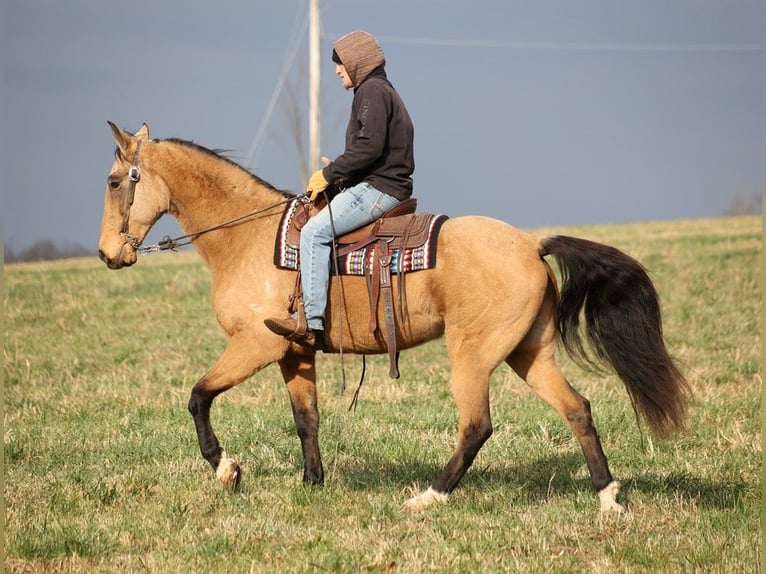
[307,168,329,202]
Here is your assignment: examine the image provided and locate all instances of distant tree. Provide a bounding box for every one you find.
[4,239,93,263]
[268,57,310,187]
[724,193,762,216]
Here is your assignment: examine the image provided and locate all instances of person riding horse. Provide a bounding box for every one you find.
[265,30,414,351]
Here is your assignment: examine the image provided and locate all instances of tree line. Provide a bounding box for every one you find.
[4,239,93,263]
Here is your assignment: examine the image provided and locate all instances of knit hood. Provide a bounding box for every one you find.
[332,30,385,87]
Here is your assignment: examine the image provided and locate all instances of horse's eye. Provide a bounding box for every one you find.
[108,176,121,191]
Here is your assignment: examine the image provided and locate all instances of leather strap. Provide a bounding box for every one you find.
[378,239,400,379]
[368,245,381,334]
[288,272,309,340]
[120,140,143,240]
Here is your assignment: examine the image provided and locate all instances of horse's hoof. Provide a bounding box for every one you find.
[402,487,448,511]
[598,481,624,513]
[215,453,242,491]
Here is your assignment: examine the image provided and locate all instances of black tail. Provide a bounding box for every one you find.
[540,235,690,437]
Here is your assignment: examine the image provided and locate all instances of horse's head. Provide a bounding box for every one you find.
[98,122,169,269]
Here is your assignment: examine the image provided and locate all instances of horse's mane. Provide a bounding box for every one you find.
[163,138,295,197]
[114,136,296,198]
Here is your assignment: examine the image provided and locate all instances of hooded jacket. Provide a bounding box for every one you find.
[322,31,414,201]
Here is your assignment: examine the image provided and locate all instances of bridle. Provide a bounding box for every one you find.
[116,140,297,255]
[119,141,143,250]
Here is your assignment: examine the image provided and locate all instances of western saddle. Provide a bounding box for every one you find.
[286,196,437,378]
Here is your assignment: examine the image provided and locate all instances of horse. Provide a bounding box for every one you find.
[98,122,689,512]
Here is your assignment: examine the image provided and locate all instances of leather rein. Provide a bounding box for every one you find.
[119,144,297,255]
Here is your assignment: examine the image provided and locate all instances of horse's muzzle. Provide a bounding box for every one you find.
[98,242,136,269]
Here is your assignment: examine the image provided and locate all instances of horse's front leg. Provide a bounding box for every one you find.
[187,333,283,489]
[188,384,241,489]
[279,352,324,484]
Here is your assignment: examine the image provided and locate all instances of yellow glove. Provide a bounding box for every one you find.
[306,169,329,201]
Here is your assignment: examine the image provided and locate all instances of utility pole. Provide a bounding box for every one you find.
[308,0,321,172]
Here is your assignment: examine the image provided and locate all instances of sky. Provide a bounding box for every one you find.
[2,0,763,253]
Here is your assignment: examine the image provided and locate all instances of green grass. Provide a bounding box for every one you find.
[4,216,761,573]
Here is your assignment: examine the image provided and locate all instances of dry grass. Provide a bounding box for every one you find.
[4,215,761,573]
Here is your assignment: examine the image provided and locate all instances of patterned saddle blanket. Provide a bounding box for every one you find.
[273,197,447,275]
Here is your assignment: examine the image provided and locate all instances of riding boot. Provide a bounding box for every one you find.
[264,317,325,352]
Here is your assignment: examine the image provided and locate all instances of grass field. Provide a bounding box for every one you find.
[4,215,761,573]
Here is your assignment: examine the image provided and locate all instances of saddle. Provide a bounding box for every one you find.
[283,196,442,378]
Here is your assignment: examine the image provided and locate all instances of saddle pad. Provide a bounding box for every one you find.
[273,198,448,276]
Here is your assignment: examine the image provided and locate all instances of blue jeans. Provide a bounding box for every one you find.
[300,182,400,330]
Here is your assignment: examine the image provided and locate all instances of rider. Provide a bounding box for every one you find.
[265,30,415,350]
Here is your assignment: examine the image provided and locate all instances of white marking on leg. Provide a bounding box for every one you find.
[598,480,625,513]
[403,487,449,511]
[215,450,240,489]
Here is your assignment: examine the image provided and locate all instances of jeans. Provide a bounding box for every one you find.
[300,182,400,330]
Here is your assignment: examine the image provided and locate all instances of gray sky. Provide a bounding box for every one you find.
[2,0,763,252]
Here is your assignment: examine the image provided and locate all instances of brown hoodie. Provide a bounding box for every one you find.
[324,31,414,201]
[332,30,385,87]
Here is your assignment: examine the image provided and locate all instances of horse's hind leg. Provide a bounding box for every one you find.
[278,353,324,484]
[507,344,623,512]
[404,353,494,511]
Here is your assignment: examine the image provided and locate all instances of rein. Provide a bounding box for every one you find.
[119,144,299,255]
[136,197,297,255]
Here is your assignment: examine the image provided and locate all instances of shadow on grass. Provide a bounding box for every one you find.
[325,454,749,511]
[623,472,749,510]
[334,452,588,502]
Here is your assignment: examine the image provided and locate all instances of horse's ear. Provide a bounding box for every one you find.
[108,121,131,153]
[135,123,150,141]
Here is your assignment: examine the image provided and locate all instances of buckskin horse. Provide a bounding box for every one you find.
[98,122,689,512]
